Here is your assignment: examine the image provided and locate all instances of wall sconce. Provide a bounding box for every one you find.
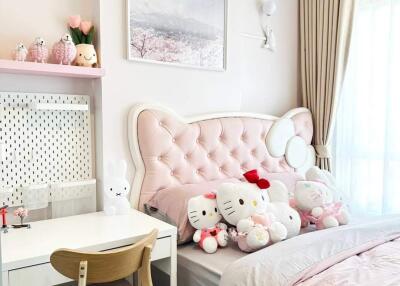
[261,0,277,52]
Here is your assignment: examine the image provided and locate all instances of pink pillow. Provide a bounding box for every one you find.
[144,178,240,244]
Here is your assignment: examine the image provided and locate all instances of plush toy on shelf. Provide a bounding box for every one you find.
[52,33,77,65]
[217,170,287,253]
[187,193,228,254]
[293,166,350,230]
[12,43,28,62]
[103,160,131,216]
[28,37,49,63]
[68,15,98,67]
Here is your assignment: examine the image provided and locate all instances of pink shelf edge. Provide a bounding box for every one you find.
[0,59,105,79]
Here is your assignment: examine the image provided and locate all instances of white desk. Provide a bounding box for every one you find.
[1,209,177,286]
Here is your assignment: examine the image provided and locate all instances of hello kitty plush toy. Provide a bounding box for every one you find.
[294,167,350,230]
[217,170,287,253]
[266,180,301,238]
[104,160,131,216]
[187,193,228,254]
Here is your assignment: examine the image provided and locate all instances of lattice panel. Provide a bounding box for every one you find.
[0,92,94,207]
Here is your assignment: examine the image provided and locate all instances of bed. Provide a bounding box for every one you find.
[128,103,400,286]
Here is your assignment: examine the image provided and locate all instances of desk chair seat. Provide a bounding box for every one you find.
[51,229,158,286]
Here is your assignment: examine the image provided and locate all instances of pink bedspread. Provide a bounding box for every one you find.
[220,215,400,286]
[298,237,400,286]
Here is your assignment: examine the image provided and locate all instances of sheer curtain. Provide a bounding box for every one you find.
[335,0,400,216]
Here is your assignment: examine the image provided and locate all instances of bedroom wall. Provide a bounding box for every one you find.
[0,0,98,95]
[0,0,299,210]
[97,0,300,198]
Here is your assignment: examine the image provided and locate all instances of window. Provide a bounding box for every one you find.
[335,0,400,215]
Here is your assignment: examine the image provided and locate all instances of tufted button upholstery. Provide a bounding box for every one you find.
[136,109,313,209]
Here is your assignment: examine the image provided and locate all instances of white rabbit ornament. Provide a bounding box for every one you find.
[104,160,131,216]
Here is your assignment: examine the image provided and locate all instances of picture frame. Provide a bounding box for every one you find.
[126,0,227,71]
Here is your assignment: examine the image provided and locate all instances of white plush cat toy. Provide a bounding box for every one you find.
[187,193,228,254]
[266,180,301,238]
[217,170,287,252]
[294,166,350,229]
[104,160,131,216]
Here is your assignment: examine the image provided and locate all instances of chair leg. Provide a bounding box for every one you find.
[139,246,153,286]
[78,261,88,286]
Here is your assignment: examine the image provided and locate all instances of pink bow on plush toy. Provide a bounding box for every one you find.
[243,170,270,189]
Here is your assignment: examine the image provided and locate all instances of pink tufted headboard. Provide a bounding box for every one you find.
[128,104,315,210]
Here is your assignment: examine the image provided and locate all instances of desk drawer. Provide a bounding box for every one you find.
[9,263,71,286]
[152,236,171,261]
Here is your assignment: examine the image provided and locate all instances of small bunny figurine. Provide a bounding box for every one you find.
[28,37,49,63]
[104,160,131,216]
[188,193,228,254]
[12,43,28,62]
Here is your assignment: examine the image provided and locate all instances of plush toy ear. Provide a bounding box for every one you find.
[268,180,289,203]
[106,161,117,177]
[115,160,127,178]
[320,169,336,187]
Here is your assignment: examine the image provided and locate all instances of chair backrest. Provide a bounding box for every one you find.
[50,229,158,284]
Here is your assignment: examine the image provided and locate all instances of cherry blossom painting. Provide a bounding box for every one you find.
[127,0,226,70]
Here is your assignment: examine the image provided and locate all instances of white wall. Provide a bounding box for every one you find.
[0,0,299,210]
[0,0,94,59]
[98,0,299,192]
[0,0,98,95]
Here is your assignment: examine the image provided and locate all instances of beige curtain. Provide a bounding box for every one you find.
[300,0,356,171]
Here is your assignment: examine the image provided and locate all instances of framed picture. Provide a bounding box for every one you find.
[127,0,227,71]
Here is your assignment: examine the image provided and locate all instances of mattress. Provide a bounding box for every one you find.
[176,220,365,286]
[177,241,246,286]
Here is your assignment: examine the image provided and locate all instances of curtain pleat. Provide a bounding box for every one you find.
[300,0,356,171]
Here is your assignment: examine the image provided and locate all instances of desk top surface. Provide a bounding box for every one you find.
[1,209,176,271]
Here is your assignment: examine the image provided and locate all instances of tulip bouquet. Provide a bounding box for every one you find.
[68,15,95,45]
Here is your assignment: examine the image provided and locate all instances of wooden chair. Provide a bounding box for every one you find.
[50,229,158,286]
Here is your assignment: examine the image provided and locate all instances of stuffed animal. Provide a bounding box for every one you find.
[12,43,28,62]
[217,170,287,252]
[52,33,77,65]
[28,37,49,63]
[266,180,301,238]
[294,167,350,230]
[187,193,228,254]
[104,160,131,216]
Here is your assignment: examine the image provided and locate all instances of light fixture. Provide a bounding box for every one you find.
[261,0,277,52]
[262,0,277,16]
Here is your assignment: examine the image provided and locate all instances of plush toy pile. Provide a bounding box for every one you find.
[187,167,350,254]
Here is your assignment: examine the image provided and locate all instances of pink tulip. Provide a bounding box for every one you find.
[80,21,92,35]
[69,15,81,29]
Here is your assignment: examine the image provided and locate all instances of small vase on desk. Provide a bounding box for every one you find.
[75,44,98,67]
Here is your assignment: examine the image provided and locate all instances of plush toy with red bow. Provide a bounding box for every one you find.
[187,193,229,254]
[216,170,287,252]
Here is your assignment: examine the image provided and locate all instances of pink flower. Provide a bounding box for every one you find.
[80,21,92,35]
[69,15,81,29]
[13,207,28,218]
